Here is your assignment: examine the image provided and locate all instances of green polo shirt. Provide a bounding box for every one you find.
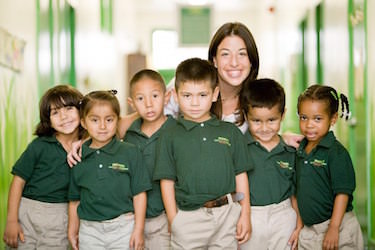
[296,131,355,226]
[124,115,177,218]
[68,137,152,221]
[153,116,251,211]
[244,131,296,206]
[11,136,70,203]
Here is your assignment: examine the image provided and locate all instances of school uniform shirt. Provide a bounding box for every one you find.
[153,115,252,211]
[11,136,70,203]
[124,115,177,218]
[296,131,356,226]
[244,131,296,206]
[68,137,152,221]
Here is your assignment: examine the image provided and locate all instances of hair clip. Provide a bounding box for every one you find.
[78,100,83,105]
[108,89,117,95]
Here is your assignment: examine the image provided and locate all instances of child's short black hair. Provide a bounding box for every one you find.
[129,69,166,94]
[35,84,83,137]
[297,84,350,120]
[175,58,217,91]
[241,78,285,115]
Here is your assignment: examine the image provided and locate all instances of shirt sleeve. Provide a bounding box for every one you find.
[68,168,81,201]
[130,146,152,195]
[153,132,177,181]
[11,140,38,181]
[329,143,356,195]
[232,127,252,175]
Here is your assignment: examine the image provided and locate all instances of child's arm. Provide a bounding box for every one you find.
[288,195,304,250]
[3,176,25,248]
[235,172,251,245]
[323,194,349,250]
[117,112,139,139]
[160,179,177,233]
[68,201,80,250]
[129,192,146,250]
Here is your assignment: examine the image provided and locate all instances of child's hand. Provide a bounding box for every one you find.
[235,211,251,245]
[67,140,82,167]
[68,231,79,250]
[287,228,302,250]
[323,225,339,250]
[129,228,144,250]
[3,221,24,248]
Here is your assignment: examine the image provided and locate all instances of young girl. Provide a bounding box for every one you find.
[67,90,151,250]
[296,84,363,250]
[3,85,83,249]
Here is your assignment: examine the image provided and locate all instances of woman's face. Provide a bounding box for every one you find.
[213,35,251,87]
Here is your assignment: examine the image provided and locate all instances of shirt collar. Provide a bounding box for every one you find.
[177,115,220,131]
[127,115,175,138]
[244,130,294,153]
[298,130,335,151]
[82,136,120,158]
[40,135,59,143]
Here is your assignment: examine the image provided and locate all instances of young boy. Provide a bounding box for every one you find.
[153,57,252,249]
[124,69,176,250]
[239,78,303,250]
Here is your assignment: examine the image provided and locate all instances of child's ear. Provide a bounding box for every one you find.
[127,97,135,110]
[164,90,172,106]
[281,108,286,121]
[172,88,178,103]
[81,119,87,130]
[212,86,220,102]
[330,112,338,126]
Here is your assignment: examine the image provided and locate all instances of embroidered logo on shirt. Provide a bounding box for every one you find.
[214,137,231,146]
[310,159,327,167]
[277,161,293,170]
[108,163,128,172]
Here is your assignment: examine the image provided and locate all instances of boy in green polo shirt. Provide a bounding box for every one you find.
[239,78,303,250]
[296,84,363,249]
[124,69,176,250]
[153,57,252,249]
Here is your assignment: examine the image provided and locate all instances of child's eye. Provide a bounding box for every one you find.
[182,94,190,98]
[200,93,208,97]
[152,94,159,98]
[107,118,113,122]
[299,115,307,121]
[136,96,143,101]
[90,118,98,122]
[314,117,322,122]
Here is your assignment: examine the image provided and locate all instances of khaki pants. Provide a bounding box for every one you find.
[7,197,68,250]
[79,213,134,250]
[171,198,242,250]
[299,211,364,250]
[144,212,171,250]
[240,198,296,250]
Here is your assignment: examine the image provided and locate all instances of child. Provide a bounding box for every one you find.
[153,57,252,249]
[124,69,176,249]
[3,85,83,249]
[296,84,363,249]
[67,90,152,250]
[239,78,303,250]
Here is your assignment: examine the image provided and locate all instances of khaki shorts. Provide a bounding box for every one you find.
[144,212,170,250]
[171,195,242,250]
[299,211,364,250]
[7,197,68,250]
[240,198,296,250]
[79,213,134,250]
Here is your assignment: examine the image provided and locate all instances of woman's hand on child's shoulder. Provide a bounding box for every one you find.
[67,140,83,167]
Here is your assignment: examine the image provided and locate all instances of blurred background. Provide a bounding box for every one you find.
[0,0,374,248]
